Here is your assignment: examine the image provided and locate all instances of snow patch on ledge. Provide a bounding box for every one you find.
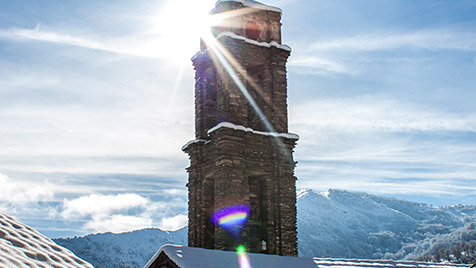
[182,139,208,151]
[217,31,292,52]
[216,0,282,13]
[207,122,299,140]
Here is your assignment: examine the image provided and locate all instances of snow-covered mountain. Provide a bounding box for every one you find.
[297,189,475,260]
[55,227,187,268]
[54,189,476,268]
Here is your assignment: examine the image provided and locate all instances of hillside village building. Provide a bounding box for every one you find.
[145,245,471,268]
[182,0,299,256]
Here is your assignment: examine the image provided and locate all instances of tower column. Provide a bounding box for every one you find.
[183,0,298,256]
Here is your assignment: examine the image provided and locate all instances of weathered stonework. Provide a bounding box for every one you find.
[183,0,298,256]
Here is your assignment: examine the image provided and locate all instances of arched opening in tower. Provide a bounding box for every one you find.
[248,176,268,253]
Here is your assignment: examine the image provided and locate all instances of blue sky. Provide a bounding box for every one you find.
[0,0,475,238]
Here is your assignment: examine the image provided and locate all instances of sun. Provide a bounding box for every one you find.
[149,0,222,64]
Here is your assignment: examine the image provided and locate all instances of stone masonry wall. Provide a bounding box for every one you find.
[192,36,291,137]
[186,1,297,257]
[185,126,298,256]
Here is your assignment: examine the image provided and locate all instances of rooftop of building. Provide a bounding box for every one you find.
[145,245,472,268]
[0,211,94,268]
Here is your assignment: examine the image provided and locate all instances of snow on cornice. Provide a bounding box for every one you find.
[215,0,282,13]
[208,122,299,140]
[217,31,292,52]
[182,139,208,151]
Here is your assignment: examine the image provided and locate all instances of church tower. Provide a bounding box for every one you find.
[182,0,298,256]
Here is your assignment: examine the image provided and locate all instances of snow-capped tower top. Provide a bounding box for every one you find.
[210,0,283,44]
[213,0,282,13]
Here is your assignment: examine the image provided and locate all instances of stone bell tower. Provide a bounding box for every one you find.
[182,0,298,256]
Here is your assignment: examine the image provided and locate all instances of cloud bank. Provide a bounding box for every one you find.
[159,214,188,231]
[292,97,476,133]
[307,30,476,52]
[59,193,188,234]
[60,194,152,233]
[0,173,53,204]
[289,29,476,74]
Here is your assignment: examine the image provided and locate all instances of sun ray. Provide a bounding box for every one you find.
[199,7,285,117]
[164,65,187,121]
[200,27,293,162]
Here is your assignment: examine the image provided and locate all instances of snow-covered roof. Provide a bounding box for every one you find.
[215,0,282,13]
[0,211,94,268]
[145,244,316,268]
[313,258,469,268]
[145,245,471,268]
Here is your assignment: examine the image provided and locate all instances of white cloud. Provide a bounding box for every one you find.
[0,27,171,59]
[0,71,61,90]
[0,8,207,62]
[60,193,156,233]
[288,56,356,75]
[290,29,476,74]
[307,30,476,52]
[291,95,476,201]
[291,96,476,133]
[159,214,188,231]
[0,173,53,203]
[61,193,149,219]
[84,214,153,234]
[0,100,192,174]
[162,188,187,196]
[59,193,188,233]
[0,27,121,53]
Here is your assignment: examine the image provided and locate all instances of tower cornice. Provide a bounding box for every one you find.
[216,31,291,52]
[208,122,299,140]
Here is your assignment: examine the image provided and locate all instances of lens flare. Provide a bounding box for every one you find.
[237,245,251,268]
[237,245,246,254]
[211,204,250,239]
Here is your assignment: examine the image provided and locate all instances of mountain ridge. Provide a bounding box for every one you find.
[54,189,476,268]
